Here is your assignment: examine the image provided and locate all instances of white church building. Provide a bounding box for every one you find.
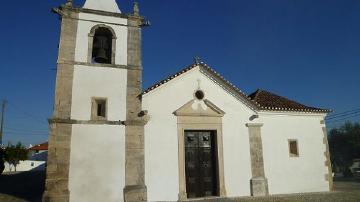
[43,1,333,202]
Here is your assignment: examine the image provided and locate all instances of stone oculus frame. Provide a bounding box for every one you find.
[174,99,227,200]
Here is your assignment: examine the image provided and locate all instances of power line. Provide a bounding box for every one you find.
[3,132,48,137]
[326,110,360,120]
[326,113,360,124]
[6,102,48,124]
[5,121,48,130]
[4,127,48,133]
[4,128,48,134]
[326,108,360,119]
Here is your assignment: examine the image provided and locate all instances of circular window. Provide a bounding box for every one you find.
[195,90,205,100]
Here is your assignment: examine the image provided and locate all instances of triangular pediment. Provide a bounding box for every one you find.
[174,99,225,117]
[143,63,259,112]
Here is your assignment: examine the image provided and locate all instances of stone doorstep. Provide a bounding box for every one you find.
[177,191,340,202]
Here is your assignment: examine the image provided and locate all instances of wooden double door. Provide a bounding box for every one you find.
[185,130,218,198]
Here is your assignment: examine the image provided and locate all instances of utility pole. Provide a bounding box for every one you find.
[0,100,7,146]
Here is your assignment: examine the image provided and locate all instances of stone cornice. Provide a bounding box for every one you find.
[121,118,149,126]
[245,123,264,128]
[49,118,123,125]
[57,61,142,70]
[53,5,131,19]
[53,5,149,28]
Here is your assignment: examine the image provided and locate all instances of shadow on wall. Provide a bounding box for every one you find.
[0,171,45,202]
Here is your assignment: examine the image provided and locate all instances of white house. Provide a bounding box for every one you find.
[43,1,333,202]
[4,142,48,172]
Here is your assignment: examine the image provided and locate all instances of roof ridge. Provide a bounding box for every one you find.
[196,63,260,110]
[142,61,260,110]
[253,89,262,101]
[142,63,198,95]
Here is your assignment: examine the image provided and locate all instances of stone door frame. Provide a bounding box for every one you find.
[177,116,226,200]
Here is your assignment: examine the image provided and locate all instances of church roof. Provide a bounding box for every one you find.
[248,89,330,113]
[143,62,330,114]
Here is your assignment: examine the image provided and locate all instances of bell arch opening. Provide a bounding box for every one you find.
[88,25,117,65]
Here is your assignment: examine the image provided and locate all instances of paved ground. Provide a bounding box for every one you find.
[0,172,359,202]
[0,171,45,202]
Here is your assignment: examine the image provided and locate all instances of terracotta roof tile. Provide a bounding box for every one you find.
[29,142,48,151]
[248,89,330,113]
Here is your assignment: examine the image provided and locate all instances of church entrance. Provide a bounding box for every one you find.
[184,130,219,198]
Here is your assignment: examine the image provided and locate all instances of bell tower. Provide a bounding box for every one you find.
[43,0,149,201]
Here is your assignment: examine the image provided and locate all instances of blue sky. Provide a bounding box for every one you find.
[0,0,359,146]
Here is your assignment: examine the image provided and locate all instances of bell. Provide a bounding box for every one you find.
[95,48,108,63]
[93,36,109,63]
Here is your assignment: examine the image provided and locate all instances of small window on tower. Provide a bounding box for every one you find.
[91,98,107,120]
[288,139,299,157]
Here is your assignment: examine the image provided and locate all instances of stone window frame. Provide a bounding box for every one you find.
[91,97,108,121]
[88,24,117,65]
[176,116,226,200]
[288,139,299,157]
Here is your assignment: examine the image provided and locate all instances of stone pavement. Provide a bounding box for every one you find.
[183,191,360,202]
[0,171,359,202]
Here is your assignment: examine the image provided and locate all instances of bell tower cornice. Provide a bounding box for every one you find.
[52,3,149,25]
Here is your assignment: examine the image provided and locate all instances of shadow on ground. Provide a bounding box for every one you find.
[0,172,359,202]
[0,171,45,202]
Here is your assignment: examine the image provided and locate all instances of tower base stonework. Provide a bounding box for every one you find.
[123,7,148,202]
[250,177,269,196]
[124,185,147,202]
[43,191,69,202]
[43,122,72,202]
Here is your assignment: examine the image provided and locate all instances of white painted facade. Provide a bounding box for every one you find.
[142,66,329,201]
[64,1,330,201]
[74,13,128,65]
[69,125,125,202]
[67,2,128,201]
[69,65,127,202]
[260,112,329,194]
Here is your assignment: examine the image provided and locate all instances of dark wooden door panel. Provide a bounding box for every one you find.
[185,131,218,198]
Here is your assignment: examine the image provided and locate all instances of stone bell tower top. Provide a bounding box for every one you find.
[83,0,121,13]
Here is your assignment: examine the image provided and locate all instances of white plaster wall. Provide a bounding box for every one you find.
[69,125,125,202]
[75,13,128,65]
[259,113,329,194]
[3,161,46,172]
[71,65,127,121]
[143,66,255,201]
[83,0,121,13]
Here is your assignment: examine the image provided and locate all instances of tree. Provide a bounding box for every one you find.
[4,142,28,172]
[328,122,360,175]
